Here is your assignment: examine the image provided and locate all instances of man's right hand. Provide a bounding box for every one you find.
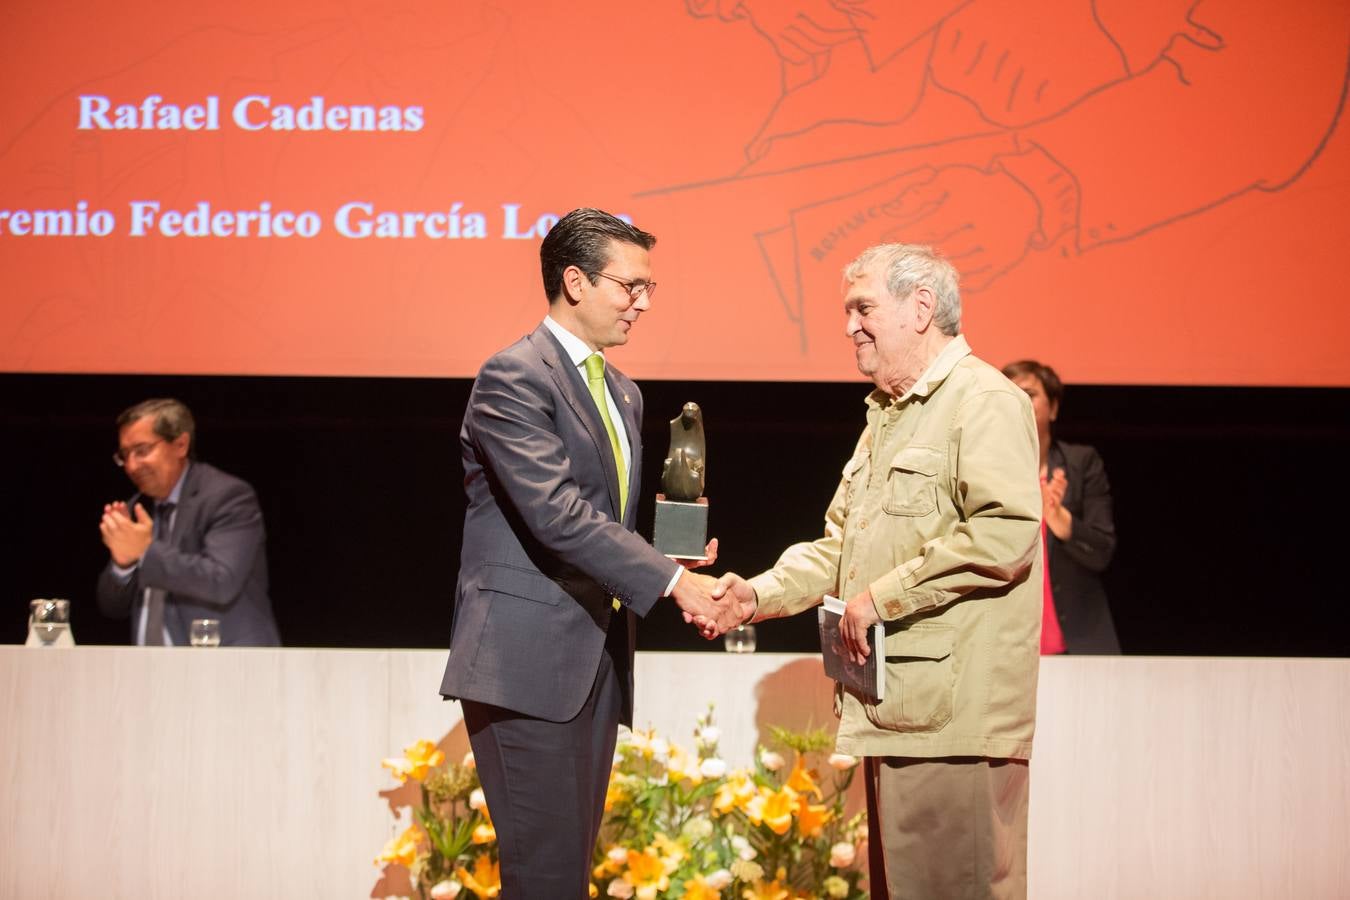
[100,501,153,568]
[671,570,743,639]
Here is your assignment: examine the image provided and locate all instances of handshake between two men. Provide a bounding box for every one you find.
[666,537,761,640]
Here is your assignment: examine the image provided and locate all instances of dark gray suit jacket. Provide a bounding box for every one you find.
[96,461,280,646]
[440,325,679,724]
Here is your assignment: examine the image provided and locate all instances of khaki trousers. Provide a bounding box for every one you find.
[865,756,1029,900]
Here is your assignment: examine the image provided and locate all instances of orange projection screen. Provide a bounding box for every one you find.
[2,1,1348,385]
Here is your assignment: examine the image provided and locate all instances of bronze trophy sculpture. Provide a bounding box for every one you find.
[654,402,709,559]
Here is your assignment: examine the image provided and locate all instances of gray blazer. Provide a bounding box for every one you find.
[96,461,280,646]
[440,325,678,724]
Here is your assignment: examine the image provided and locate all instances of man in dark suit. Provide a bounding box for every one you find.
[440,208,738,897]
[96,398,280,647]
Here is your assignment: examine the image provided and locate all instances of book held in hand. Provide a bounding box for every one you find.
[818,595,885,702]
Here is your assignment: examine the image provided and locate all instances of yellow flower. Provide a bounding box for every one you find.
[712,770,758,816]
[605,776,627,812]
[652,833,686,872]
[666,743,704,786]
[454,855,501,899]
[682,874,723,900]
[795,794,832,838]
[374,824,423,867]
[624,847,671,899]
[589,883,599,899]
[381,739,446,784]
[785,755,822,800]
[741,868,791,900]
[746,786,797,835]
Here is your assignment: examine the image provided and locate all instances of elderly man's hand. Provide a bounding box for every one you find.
[100,501,154,567]
[841,589,882,666]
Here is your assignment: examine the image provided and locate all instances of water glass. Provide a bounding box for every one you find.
[29,599,70,646]
[723,624,757,653]
[190,618,221,647]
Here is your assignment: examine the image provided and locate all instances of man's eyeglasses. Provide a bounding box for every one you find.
[113,438,165,468]
[590,271,657,301]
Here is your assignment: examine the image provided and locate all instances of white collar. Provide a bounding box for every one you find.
[543,315,599,370]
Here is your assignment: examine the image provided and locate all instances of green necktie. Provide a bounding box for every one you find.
[584,353,627,517]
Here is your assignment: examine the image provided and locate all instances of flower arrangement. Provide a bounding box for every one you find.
[375,709,867,899]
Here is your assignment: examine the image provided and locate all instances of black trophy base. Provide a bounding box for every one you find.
[653,495,708,560]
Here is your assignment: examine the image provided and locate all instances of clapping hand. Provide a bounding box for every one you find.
[1040,467,1073,539]
[99,500,154,567]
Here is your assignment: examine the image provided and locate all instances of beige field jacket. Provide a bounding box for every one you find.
[749,336,1043,759]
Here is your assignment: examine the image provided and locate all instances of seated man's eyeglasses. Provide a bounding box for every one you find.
[113,439,165,468]
[590,271,657,301]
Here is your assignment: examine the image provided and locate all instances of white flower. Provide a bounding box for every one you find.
[705,869,733,890]
[682,816,714,841]
[468,788,487,812]
[731,835,757,861]
[429,880,462,900]
[759,749,785,771]
[607,877,635,898]
[607,846,629,865]
[699,757,727,779]
[828,753,859,770]
[650,737,670,759]
[460,751,475,769]
[697,725,721,745]
[830,842,857,868]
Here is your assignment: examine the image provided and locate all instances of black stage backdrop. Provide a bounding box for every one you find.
[4,374,1347,656]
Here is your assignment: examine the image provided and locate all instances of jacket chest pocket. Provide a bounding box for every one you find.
[882,446,941,517]
[841,450,871,513]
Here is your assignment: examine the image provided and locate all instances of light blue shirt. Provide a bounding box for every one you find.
[112,462,189,645]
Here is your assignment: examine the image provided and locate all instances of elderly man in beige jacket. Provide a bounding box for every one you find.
[715,243,1043,899]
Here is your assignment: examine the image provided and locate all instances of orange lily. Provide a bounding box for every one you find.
[624,847,671,899]
[683,874,724,900]
[785,755,822,800]
[795,794,832,838]
[741,868,792,900]
[746,786,797,836]
[454,854,501,899]
[381,739,446,784]
[374,824,423,867]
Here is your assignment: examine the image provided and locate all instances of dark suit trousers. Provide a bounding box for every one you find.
[462,612,628,899]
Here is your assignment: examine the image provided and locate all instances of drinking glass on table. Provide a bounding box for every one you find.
[29,599,70,646]
[189,618,221,647]
[723,623,757,653]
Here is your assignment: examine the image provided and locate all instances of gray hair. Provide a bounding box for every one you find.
[117,398,196,456]
[843,244,962,336]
